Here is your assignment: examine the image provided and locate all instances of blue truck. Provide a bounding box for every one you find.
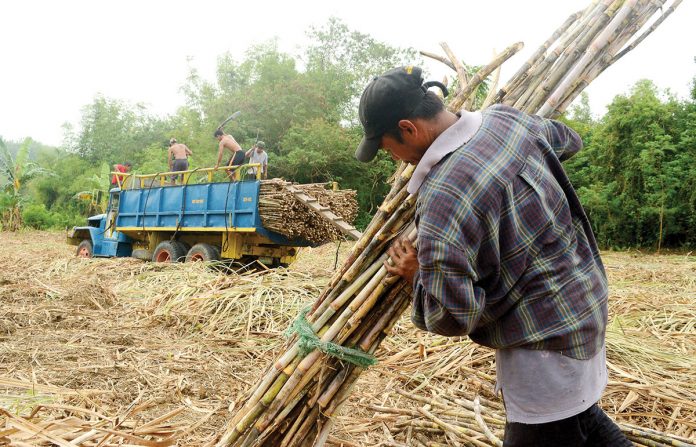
[66,166,315,266]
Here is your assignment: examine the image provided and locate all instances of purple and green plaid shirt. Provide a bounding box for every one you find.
[410,105,607,360]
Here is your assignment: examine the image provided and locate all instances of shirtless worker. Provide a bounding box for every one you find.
[214,129,245,180]
[167,138,192,184]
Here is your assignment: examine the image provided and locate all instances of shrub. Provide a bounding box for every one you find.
[22,203,54,229]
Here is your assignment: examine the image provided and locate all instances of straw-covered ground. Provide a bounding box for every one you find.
[0,230,694,446]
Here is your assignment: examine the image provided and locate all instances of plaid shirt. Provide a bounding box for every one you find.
[410,105,607,360]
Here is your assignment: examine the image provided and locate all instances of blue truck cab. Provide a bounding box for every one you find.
[67,166,312,266]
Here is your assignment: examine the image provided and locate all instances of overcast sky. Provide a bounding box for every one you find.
[1,0,693,147]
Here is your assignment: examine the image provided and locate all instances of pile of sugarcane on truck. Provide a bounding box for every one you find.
[67,164,360,267]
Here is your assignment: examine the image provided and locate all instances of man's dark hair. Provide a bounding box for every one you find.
[382,92,445,143]
[124,161,132,167]
[214,129,224,137]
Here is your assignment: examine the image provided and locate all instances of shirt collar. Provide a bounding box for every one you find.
[407,109,483,194]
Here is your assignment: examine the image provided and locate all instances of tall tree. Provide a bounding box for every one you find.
[66,95,170,165]
[304,17,418,122]
[571,80,689,248]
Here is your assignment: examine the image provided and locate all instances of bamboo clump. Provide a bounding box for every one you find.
[258,179,358,244]
[217,1,685,446]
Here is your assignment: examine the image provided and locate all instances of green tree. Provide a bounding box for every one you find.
[66,95,170,165]
[275,118,396,226]
[570,80,690,248]
[304,17,418,122]
[176,21,415,220]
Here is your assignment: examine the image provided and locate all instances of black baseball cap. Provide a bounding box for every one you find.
[355,66,447,162]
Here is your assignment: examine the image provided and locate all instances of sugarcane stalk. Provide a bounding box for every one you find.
[288,358,334,410]
[256,296,384,440]
[418,407,492,447]
[511,0,617,108]
[507,3,595,106]
[252,348,327,437]
[276,253,391,373]
[480,52,502,110]
[358,285,412,351]
[312,419,334,447]
[326,191,414,292]
[494,10,581,105]
[621,427,695,447]
[273,386,311,432]
[279,403,313,447]
[284,405,321,446]
[317,176,412,299]
[394,418,502,436]
[321,290,412,417]
[625,434,675,447]
[216,368,284,446]
[447,42,523,111]
[612,0,680,63]
[439,42,469,91]
[419,50,456,72]
[316,230,411,346]
[539,0,639,117]
[474,396,503,447]
[525,6,612,112]
[395,390,505,427]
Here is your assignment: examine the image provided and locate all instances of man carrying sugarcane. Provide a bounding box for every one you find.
[355,66,631,447]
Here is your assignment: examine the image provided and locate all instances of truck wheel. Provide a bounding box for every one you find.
[152,241,188,262]
[186,243,221,262]
[131,249,152,261]
[76,240,93,258]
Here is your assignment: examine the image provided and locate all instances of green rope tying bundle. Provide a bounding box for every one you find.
[285,308,377,368]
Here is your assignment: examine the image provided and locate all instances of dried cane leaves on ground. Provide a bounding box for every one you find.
[0,231,694,445]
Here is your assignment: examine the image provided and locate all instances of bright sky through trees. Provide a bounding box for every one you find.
[1,0,693,146]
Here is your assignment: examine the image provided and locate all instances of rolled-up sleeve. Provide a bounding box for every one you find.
[411,235,486,337]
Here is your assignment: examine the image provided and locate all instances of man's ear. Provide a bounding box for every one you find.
[397,119,418,139]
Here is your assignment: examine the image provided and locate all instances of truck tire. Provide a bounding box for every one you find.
[76,240,93,258]
[131,249,152,261]
[152,240,188,263]
[186,243,221,262]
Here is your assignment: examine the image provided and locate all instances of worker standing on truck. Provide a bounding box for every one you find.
[111,161,132,187]
[245,141,268,179]
[214,129,245,180]
[356,66,631,447]
[168,138,192,184]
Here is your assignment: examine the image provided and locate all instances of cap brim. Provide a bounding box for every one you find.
[355,135,380,162]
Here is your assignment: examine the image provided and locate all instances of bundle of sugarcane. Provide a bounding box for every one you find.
[217,1,682,446]
[258,179,358,244]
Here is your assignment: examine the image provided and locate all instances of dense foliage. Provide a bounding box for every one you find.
[0,20,693,249]
[564,83,696,249]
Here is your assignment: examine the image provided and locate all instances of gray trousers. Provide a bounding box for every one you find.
[171,159,189,182]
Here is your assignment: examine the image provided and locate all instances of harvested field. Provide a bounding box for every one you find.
[0,231,694,446]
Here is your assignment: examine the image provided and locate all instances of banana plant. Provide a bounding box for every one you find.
[0,137,54,230]
[73,162,111,214]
